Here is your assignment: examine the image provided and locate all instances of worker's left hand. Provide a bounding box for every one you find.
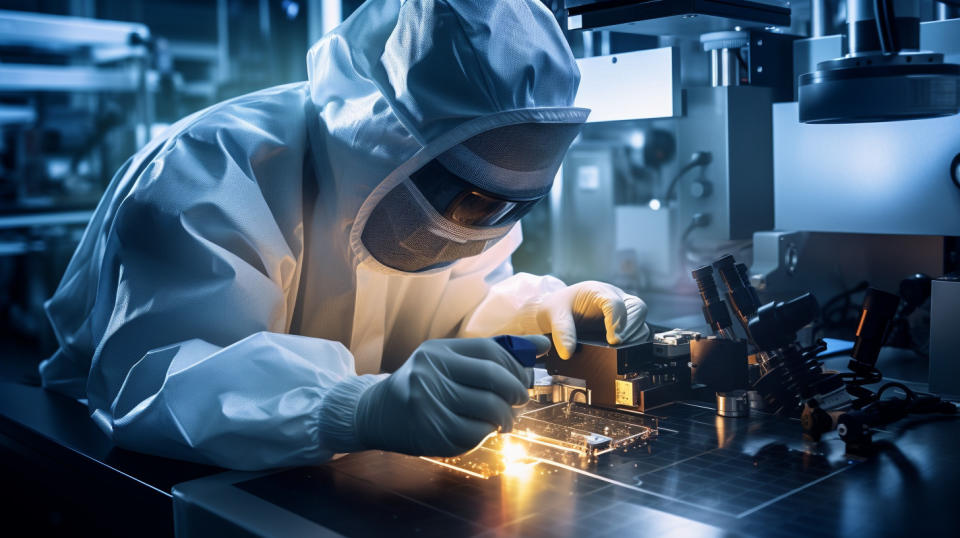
[533,281,649,359]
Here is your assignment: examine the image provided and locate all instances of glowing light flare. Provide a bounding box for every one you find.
[648,198,662,211]
[501,440,527,462]
[503,458,538,478]
[499,438,538,479]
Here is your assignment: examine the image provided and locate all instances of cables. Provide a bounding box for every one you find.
[841,365,883,405]
[679,213,710,244]
[876,382,916,401]
[836,385,957,453]
[817,281,870,332]
[873,0,901,55]
[678,213,712,273]
[662,152,712,202]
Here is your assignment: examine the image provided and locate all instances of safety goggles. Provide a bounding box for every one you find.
[409,159,542,228]
[360,120,584,272]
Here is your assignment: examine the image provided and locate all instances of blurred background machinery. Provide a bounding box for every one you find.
[519,0,959,394]
[0,8,152,349]
[0,0,360,353]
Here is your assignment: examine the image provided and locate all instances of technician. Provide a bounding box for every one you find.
[39,0,649,470]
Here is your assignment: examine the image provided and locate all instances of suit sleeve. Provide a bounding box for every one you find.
[79,117,382,471]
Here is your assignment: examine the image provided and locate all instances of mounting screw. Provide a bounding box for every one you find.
[951,152,960,191]
[689,180,713,199]
[784,243,799,275]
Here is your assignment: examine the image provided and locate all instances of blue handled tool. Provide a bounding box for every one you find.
[493,335,538,388]
[493,335,538,367]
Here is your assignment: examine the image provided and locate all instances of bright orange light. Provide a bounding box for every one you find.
[503,458,537,478]
[501,440,526,462]
[500,439,537,478]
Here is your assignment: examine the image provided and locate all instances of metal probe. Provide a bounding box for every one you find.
[713,254,758,332]
[493,335,539,388]
[691,265,736,340]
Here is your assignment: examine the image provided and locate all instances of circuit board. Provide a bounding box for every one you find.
[423,402,659,478]
[423,434,543,479]
[515,402,658,455]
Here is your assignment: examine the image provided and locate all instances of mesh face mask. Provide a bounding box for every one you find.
[361,121,583,273]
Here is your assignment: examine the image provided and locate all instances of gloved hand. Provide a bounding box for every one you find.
[355,335,551,457]
[533,281,649,359]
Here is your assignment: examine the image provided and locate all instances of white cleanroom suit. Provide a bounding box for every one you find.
[40,0,648,469]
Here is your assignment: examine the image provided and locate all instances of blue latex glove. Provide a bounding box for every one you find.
[355,335,551,457]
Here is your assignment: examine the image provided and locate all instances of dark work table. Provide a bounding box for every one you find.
[174,401,960,537]
[173,347,959,537]
[0,378,223,536]
[3,344,958,537]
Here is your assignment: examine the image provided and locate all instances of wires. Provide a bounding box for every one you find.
[662,152,712,202]
[677,213,712,273]
[817,281,870,333]
[568,388,589,404]
[873,382,957,415]
[877,382,916,401]
[873,0,901,55]
[732,48,749,82]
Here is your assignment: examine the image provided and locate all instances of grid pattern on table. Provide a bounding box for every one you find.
[630,444,847,517]
[513,405,854,520]
[239,402,857,538]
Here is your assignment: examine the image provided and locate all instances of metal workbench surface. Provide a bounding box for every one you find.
[174,396,960,537]
[3,341,956,537]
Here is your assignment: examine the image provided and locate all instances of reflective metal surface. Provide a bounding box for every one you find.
[574,48,682,122]
[710,48,742,87]
[677,86,775,241]
[174,394,960,536]
[0,9,149,48]
[774,102,960,235]
[929,276,960,398]
[567,0,791,37]
[717,390,750,417]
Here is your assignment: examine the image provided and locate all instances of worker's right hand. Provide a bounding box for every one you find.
[354,336,549,457]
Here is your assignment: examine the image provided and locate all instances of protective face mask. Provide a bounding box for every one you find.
[359,121,584,273]
[360,177,516,273]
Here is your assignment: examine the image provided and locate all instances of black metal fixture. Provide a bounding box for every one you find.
[799,0,960,123]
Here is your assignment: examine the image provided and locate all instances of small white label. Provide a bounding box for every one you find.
[577,165,600,191]
[568,14,582,30]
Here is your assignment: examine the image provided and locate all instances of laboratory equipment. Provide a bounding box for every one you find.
[554,60,776,289]
[848,288,901,375]
[541,325,749,412]
[798,0,960,123]
[691,264,736,339]
[566,0,791,36]
[775,18,960,236]
[0,10,153,345]
[929,274,960,396]
[515,401,657,455]
[423,401,659,478]
[769,10,960,409]
[716,390,750,417]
